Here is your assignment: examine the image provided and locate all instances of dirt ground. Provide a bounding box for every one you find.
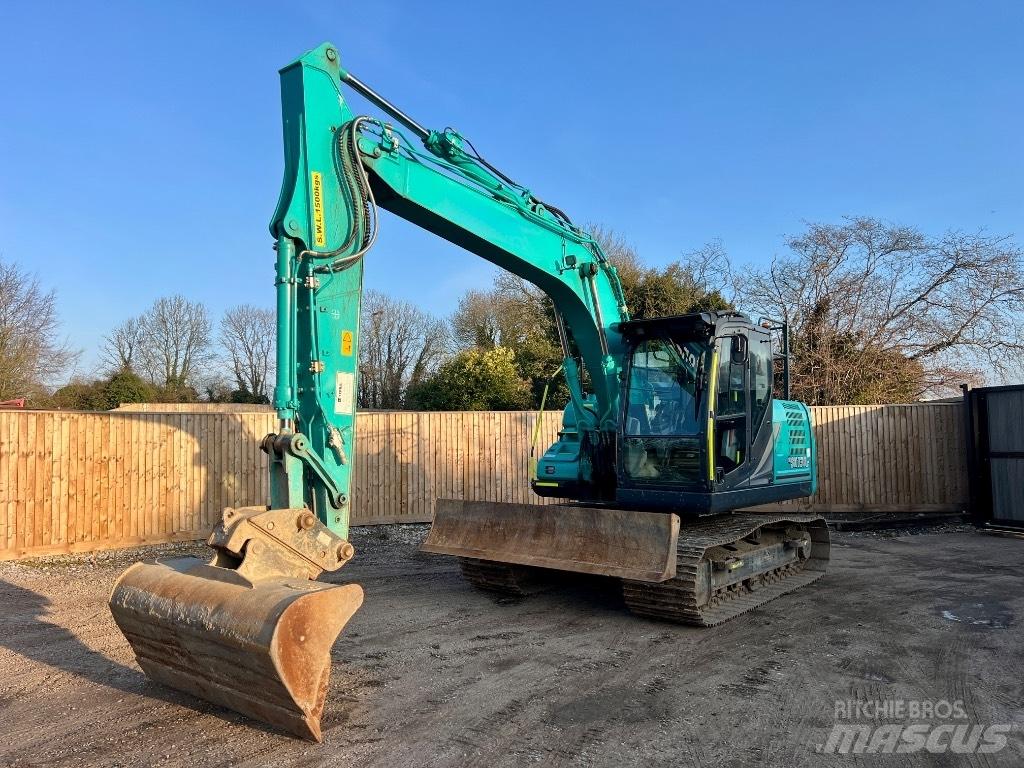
[1,525,1022,767]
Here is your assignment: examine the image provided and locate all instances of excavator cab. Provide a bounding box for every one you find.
[618,315,717,496]
[527,311,815,513]
[613,311,815,513]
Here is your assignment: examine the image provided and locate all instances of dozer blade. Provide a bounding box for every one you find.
[422,499,680,582]
[109,506,362,742]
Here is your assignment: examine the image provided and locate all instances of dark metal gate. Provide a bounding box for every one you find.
[965,384,1024,531]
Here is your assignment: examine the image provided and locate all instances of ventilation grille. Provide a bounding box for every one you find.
[782,402,808,454]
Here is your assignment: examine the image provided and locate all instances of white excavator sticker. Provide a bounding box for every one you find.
[334,371,355,415]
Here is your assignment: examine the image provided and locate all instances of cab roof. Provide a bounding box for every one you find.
[616,310,753,341]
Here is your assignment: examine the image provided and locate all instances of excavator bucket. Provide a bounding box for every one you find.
[109,507,362,742]
[422,499,680,582]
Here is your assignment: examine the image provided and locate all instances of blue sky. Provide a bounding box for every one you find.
[1,1,1021,380]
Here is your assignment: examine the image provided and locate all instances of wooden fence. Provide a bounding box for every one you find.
[0,404,967,559]
[113,403,275,413]
[759,404,967,513]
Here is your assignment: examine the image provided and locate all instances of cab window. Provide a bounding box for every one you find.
[716,337,746,417]
[715,336,747,474]
[749,340,772,438]
[625,338,704,437]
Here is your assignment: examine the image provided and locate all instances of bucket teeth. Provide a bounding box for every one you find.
[109,557,363,741]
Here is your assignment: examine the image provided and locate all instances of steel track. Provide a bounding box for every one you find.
[622,513,830,626]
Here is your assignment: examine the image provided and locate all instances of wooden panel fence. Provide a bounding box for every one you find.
[758,404,968,513]
[113,403,275,414]
[0,403,967,559]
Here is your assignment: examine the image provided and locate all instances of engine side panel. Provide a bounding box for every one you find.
[772,399,816,494]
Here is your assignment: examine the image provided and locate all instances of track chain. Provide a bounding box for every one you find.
[459,558,539,596]
[622,513,830,626]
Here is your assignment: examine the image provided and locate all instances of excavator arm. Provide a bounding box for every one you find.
[268,42,633,537]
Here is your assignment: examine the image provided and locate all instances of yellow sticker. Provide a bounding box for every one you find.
[311,171,326,247]
[341,330,353,356]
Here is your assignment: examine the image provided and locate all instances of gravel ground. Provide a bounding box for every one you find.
[1,524,1022,767]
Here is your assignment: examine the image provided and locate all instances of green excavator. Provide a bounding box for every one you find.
[109,43,829,742]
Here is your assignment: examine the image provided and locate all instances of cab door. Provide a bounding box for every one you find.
[712,328,774,489]
[712,334,750,485]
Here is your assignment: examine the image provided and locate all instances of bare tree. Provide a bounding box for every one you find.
[733,217,1024,403]
[220,304,275,400]
[137,295,213,390]
[358,290,447,409]
[587,224,643,283]
[451,277,550,352]
[450,227,642,356]
[0,258,77,401]
[588,225,731,318]
[101,315,145,373]
[681,239,732,298]
[452,289,503,349]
